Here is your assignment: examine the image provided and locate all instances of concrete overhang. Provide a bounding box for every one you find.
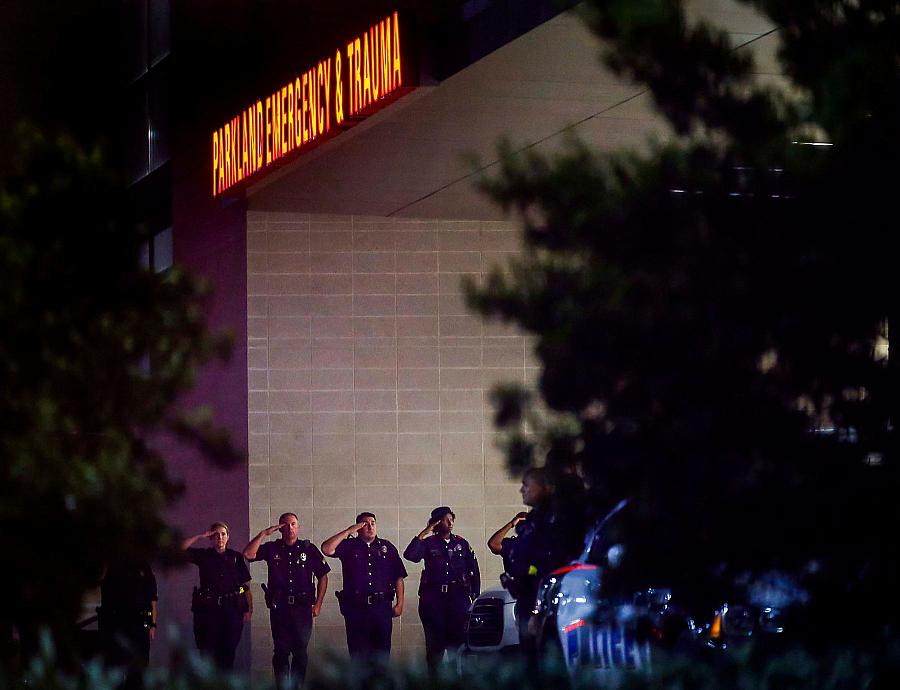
[247,1,779,220]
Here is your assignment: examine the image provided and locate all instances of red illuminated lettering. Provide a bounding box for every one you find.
[306,67,315,139]
[324,58,332,131]
[334,51,343,124]
[294,78,302,148]
[383,19,392,94]
[280,86,288,156]
[231,116,240,182]
[218,127,225,191]
[212,131,219,196]
[241,111,249,179]
[393,12,401,89]
[265,97,272,165]
[210,11,405,197]
[370,26,380,100]
[287,82,295,153]
[354,38,362,114]
[346,42,354,116]
[248,105,257,174]
[270,93,279,161]
[317,61,326,134]
[362,31,372,109]
[224,123,231,189]
[300,72,309,144]
[256,101,264,169]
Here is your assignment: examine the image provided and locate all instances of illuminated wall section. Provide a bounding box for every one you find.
[245,211,534,675]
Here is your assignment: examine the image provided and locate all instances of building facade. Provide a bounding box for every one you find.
[133,0,780,677]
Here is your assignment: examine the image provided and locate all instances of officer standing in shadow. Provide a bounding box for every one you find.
[98,560,157,689]
[244,513,330,689]
[321,512,407,663]
[403,506,480,674]
[488,467,555,663]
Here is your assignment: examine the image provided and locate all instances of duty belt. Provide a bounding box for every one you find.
[349,591,388,605]
[198,586,246,606]
[273,590,312,606]
[424,581,466,594]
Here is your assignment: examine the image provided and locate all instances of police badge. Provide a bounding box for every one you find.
[381,545,387,553]
[300,552,307,562]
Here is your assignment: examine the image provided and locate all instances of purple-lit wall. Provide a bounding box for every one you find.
[153,136,251,666]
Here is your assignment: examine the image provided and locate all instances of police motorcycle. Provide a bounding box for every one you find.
[530,500,796,685]
[529,500,686,684]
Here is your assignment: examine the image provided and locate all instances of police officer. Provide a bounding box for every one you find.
[98,560,157,689]
[321,512,407,662]
[403,506,480,673]
[181,521,252,670]
[488,468,556,661]
[243,513,330,688]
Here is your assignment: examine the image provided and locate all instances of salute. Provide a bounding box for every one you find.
[244,513,329,689]
[403,506,480,673]
[181,521,252,670]
[321,512,407,662]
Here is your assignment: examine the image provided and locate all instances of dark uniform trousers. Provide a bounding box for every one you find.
[187,547,252,671]
[403,534,479,673]
[332,536,407,662]
[343,599,393,661]
[98,613,151,677]
[269,593,314,684]
[193,601,244,670]
[418,586,470,671]
[99,561,157,690]
[250,538,330,687]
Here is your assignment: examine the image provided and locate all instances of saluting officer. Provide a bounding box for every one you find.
[181,521,252,670]
[243,513,330,688]
[403,506,480,673]
[321,512,407,662]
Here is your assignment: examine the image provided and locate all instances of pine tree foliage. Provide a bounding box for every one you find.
[0,127,240,664]
[467,0,900,636]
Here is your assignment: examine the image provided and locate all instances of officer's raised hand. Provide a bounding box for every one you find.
[321,521,369,556]
[243,523,287,560]
[416,519,440,540]
[488,512,530,555]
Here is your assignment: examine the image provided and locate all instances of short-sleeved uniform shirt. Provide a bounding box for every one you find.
[403,534,481,596]
[334,536,407,596]
[187,547,251,595]
[250,539,330,596]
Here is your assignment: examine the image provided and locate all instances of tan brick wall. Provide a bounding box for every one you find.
[246,211,536,676]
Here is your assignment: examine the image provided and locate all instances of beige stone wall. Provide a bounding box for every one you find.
[246,211,536,676]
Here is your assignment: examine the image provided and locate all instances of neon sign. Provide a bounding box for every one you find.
[212,11,407,198]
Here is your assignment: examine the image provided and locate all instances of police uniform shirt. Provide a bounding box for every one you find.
[187,547,251,595]
[335,537,407,595]
[251,539,330,596]
[403,534,480,595]
[101,561,157,614]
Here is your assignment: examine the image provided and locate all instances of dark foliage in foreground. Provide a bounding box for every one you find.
[0,128,240,668]
[7,635,900,690]
[466,0,900,640]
